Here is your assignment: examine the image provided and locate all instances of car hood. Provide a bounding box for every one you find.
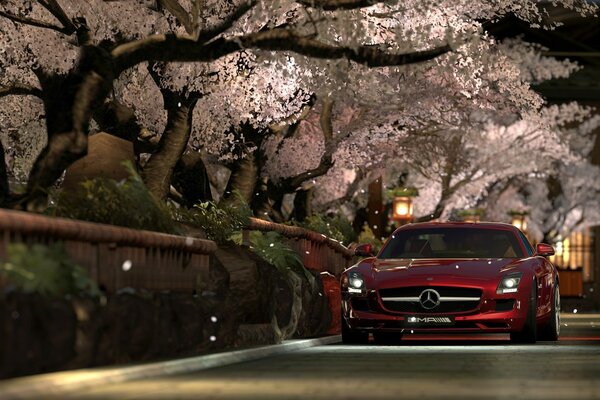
[369,258,525,286]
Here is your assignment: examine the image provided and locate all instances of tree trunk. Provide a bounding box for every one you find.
[292,188,313,222]
[0,139,9,206]
[142,94,198,201]
[222,152,259,205]
[92,100,142,142]
[172,151,213,207]
[25,46,115,211]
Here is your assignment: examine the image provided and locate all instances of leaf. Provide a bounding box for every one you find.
[0,243,100,298]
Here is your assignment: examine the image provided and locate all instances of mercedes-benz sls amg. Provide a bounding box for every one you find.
[341,222,560,344]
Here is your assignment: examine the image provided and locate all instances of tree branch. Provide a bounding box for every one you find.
[113,27,451,73]
[37,0,77,34]
[320,95,333,141]
[0,139,9,206]
[296,0,385,10]
[190,0,204,38]
[0,9,70,34]
[158,0,193,34]
[319,168,366,210]
[0,83,43,99]
[279,97,336,192]
[198,0,258,43]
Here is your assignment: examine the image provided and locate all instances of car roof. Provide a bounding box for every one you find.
[394,221,518,232]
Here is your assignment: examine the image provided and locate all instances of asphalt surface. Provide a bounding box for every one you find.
[53,314,600,400]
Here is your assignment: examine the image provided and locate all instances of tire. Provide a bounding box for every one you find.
[373,331,402,345]
[538,283,560,341]
[341,314,369,344]
[510,279,537,344]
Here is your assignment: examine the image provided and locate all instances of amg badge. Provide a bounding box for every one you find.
[406,316,453,324]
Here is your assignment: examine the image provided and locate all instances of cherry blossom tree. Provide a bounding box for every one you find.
[0,0,597,216]
[482,114,600,243]
[265,37,594,222]
[0,0,455,209]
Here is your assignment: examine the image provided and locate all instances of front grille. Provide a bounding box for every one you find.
[380,287,482,297]
[382,301,480,313]
[379,286,482,314]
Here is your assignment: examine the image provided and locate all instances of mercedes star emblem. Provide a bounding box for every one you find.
[419,289,441,310]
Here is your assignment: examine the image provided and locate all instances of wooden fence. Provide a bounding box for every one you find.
[246,217,354,277]
[0,209,216,294]
[0,211,353,295]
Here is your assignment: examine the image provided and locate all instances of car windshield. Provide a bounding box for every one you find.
[378,227,525,259]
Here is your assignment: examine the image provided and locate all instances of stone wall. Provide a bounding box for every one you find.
[0,245,335,379]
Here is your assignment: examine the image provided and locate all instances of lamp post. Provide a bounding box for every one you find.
[458,208,484,223]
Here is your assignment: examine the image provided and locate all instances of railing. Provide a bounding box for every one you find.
[0,209,217,294]
[244,218,351,335]
[0,211,349,334]
[246,217,354,277]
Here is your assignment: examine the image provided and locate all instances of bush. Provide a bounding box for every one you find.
[357,224,384,254]
[173,193,252,245]
[0,243,100,298]
[231,230,312,280]
[49,162,178,234]
[294,213,357,245]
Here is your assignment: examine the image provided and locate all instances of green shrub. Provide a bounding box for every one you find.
[357,223,383,254]
[230,230,312,281]
[50,162,178,234]
[294,213,357,245]
[0,243,100,298]
[173,193,252,245]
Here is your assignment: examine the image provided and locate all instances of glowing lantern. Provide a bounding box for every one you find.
[458,208,484,223]
[392,196,413,221]
[463,214,481,223]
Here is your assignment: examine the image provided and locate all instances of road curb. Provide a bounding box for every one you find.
[0,335,341,400]
[561,313,600,319]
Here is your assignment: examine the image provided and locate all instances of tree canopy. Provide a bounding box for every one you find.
[0,0,598,239]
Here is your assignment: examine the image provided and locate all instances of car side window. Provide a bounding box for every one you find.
[518,231,534,256]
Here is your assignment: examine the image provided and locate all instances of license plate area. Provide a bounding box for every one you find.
[404,316,455,327]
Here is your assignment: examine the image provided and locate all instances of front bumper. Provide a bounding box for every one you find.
[342,289,531,333]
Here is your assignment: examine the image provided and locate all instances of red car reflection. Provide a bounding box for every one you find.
[341,222,560,344]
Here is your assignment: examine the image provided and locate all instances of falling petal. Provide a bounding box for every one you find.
[122,260,133,271]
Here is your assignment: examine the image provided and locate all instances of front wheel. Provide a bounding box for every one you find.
[510,279,537,344]
[538,283,560,341]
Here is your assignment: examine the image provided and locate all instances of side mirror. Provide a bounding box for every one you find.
[536,243,555,257]
[355,243,374,257]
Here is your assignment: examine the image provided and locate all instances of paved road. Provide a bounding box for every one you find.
[60,314,600,400]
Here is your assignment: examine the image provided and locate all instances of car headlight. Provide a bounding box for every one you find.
[497,273,522,294]
[345,272,366,293]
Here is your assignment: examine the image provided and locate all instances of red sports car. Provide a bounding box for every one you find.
[341,222,560,344]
